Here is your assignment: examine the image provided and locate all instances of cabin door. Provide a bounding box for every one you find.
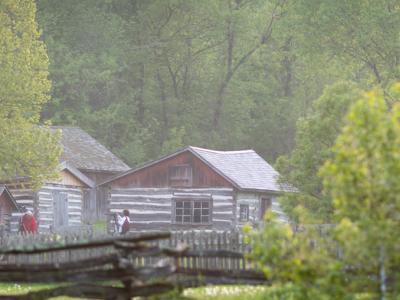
[260,197,272,220]
[53,192,69,228]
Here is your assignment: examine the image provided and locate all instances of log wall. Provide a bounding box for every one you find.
[236,192,288,228]
[6,184,35,233]
[0,194,15,232]
[108,188,235,231]
[37,184,83,232]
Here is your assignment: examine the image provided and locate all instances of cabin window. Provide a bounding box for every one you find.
[174,198,211,224]
[169,165,192,187]
[239,204,249,222]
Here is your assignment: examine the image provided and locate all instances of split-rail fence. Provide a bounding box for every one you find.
[0,231,266,299]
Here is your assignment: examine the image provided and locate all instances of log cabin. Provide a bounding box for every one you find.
[1,127,128,232]
[3,162,95,232]
[0,185,20,232]
[100,146,295,232]
[53,126,130,220]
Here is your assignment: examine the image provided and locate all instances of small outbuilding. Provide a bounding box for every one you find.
[0,185,20,232]
[53,126,130,220]
[4,162,95,232]
[1,126,129,233]
[100,146,294,232]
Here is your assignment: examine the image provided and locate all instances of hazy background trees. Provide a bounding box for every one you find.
[35,0,400,217]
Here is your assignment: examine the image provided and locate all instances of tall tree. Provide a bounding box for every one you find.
[0,0,60,188]
[276,82,361,222]
[249,85,400,300]
[292,0,400,89]
[36,0,398,170]
[321,85,400,298]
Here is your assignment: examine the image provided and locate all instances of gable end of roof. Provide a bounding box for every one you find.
[99,146,295,193]
[60,162,95,188]
[0,185,20,211]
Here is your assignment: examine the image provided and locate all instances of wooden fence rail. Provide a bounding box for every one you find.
[0,231,267,300]
[0,230,251,269]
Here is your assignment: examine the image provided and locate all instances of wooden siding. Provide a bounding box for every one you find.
[108,188,234,231]
[82,170,118,185]
[0,194,15,231]
[37,184,83,232]
[81,170,119,221]
[6,183,36,232]
[46,170,86,187]
[236,192,287,227]
[109,151,233,189]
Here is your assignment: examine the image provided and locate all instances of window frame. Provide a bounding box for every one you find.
[172,196,212,225]
[168,164,193,187]
[239,204,249,222]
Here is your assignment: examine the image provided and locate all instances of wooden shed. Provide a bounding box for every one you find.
[100,146,294,232]
[0,185,20,232]
[53,126,130,220]
[4,162,95,233]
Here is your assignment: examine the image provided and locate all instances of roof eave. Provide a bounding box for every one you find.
[77,168,128,174]
[236,187,295,194]
[1,186,20,211]
[60,162,96,188]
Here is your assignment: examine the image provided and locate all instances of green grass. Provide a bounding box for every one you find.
[0,283,84,299]
[93,220,107,231]
[184,285,267,300]
[0,283,268,300]
[0,283,52,295]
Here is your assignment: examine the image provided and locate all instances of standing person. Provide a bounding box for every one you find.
[115,209,130,235]
[19,207,38,234]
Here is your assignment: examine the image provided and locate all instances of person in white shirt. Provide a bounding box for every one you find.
[115,209,131,234]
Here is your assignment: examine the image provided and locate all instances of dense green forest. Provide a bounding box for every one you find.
[1,1,399,297]
[36,0,399,166]
[34,0,399,220]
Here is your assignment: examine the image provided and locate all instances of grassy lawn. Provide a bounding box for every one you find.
[0,283,267,300]
[92,221,107,232]
[184,285,267,300]
[0,283,84,300]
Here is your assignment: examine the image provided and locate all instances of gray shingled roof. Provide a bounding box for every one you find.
[52,127,130,173]
[100,146,294,192]
[189,147,293,192]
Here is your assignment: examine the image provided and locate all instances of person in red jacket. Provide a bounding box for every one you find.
[19,207,38,234]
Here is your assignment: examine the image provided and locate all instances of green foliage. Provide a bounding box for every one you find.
[291,0,400,88]
[35,0,340,165]
[248,213,346,300]
[321,86,400,294]
[0,0,60,188]
[31,0,400,171]
[251,85,400,299]
[276,82,361,222]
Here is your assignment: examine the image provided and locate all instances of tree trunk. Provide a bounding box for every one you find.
[156,70,169,143]
[136,63,145,124]
[281,37,293,97]
[213,16,234,129]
